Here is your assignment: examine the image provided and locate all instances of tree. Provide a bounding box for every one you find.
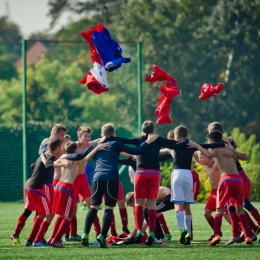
[48,0,125,26]
[0,16,22,60]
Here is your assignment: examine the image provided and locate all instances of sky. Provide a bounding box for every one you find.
[0,0,82,37]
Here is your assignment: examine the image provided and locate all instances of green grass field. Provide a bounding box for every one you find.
[1,202,260,260]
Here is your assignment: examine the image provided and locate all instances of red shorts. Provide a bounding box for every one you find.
[53,179,59,186]
[134,170,160,199]
[73,174,91,204]
[192,171,200,200]
[205,188,229,215]
[45,183,54,206]
[217,174,244,208]
[52,181,74,218]
[205,188,217,211]
[117,181,124,201]
[238,169,251,199]
[25,184,51,216]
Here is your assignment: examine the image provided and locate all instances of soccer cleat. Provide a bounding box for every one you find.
[154,238,163,244]
[90,240,99,246]
[25,240,33,246]
[164,233,172,240]
[81,233,89,247]
[183,232,191,245]
[179,228,187,244]
[145,232,155,246]
[208,236,221,246]
[225,236,241,245]
[33,240,50,247]
[190,232,193,241]
[123,229,130,235]
[80,205,87,210]
[96,234,107,248]
[10,234,20,245]
[50,239,64,248]
[69,234,81,242]
[208,234,215,242]
[63,234,70,242]
[134,230,143,244]
[237,233,244,243]
[161,238,167,243]
[244,237,253,245]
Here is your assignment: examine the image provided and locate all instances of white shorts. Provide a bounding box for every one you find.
[171,169,194,204]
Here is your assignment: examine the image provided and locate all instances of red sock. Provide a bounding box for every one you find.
[50,216,63,239]
[53,219,70,241]
[13,214,28,236]
[206,216,215,231]
[245,210,258,230]
[238,214,250,238]
[214,214,222,237]
[34,220,50,242]
[27,217,43,242]
[148,209,157,233]
[230,211,241,237]
[134,205,143,231]
[70,216,77,236]
[93,215,101,236]
[110,213,117,234]
[119,208,128,230]
[157,214,170,234]
[250,208,260,226]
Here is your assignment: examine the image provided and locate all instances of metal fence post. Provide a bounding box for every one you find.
[22,39,28,193]
[137,42,143,134]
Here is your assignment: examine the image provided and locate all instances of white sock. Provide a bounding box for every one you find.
[184,215,192,234]
[176,211,185,231]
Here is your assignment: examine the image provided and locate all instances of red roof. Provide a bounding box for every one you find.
[14,41,48,68]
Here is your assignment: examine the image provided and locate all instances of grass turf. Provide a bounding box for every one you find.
[1,202,260,260]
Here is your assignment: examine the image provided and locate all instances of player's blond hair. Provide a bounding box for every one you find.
[207,122,223,133]
[64,141,77,154]
[48,137,62,151]
[167,130,175,139]
[101,123,115,136]
[174,125,188,138]
[77,126,92,137]
[142,120,154,134]
[51,124,67,136]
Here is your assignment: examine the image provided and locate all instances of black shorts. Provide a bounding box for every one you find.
[156,195,174,213]
[91,180,118,207]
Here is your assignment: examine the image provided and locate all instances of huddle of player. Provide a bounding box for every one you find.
[10,120,260,248]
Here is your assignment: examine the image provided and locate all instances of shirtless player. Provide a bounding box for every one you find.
[49,141,107,248]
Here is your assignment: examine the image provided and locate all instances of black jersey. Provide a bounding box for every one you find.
[118,153,173,172]
[27,155,55,189]
[106,135,189,171]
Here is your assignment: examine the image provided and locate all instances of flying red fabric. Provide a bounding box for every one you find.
[199,83,224,100]
[155,83,181,124]
[145,64,169,83]
[145,64,180,124]
[78,71,108,95]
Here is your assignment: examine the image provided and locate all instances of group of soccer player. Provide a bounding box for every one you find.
[10,120,260,248]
